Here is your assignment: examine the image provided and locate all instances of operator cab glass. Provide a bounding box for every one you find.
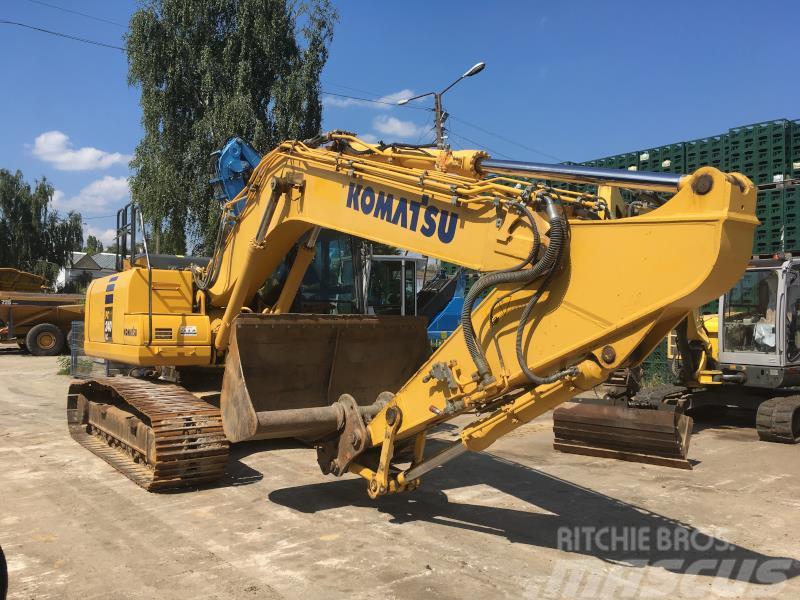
[786,266,800,362]
[260,231,361,314]
[367,257,420,316]
[722,269,779,354]
[294,231,358,314]
[368,261,403,315]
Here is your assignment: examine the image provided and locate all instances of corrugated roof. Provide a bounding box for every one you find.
[91,253,117,270]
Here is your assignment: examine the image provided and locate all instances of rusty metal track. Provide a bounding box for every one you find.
[67,377,229,491]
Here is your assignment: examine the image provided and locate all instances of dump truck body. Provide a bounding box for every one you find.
[0,269,84,355]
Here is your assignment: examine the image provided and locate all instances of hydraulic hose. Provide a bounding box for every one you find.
[461,200,542,386]
[514,213,579,384]
[461,195,578,387]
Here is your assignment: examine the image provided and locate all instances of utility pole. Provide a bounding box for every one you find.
[433,93,444,149]
[397,62,486,150]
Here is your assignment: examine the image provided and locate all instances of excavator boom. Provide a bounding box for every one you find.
[70,133,757,495]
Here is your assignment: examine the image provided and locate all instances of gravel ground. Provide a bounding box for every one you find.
[1,352,798,599]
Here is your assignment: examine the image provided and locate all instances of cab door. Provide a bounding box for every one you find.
[718,267,782,367]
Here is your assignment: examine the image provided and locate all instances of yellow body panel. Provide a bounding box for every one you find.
[85,268,211,366]
[702,313,720,359]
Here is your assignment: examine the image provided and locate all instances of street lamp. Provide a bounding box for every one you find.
[397,62,485,149]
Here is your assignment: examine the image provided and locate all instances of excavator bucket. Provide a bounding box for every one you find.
[552,402,693,469]
[221,313,431,443]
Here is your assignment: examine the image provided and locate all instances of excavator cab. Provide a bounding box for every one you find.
[718,258,800,382]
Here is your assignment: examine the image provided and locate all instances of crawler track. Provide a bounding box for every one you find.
[67,377,229,491]
[756,396,800,443]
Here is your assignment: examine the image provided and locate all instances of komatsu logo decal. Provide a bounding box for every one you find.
[345,183,458,244]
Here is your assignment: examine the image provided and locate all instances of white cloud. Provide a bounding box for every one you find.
[32,131,132,171]
[377,89,416,105]
[83,224,117,246]
[359,133,379,144]
[53,176,130,215]
[372,115,429,140]
[323,88,416,110]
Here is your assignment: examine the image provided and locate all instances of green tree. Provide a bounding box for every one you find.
[83,235,104,254]
[126,0,336,254]
[0,169,83,284]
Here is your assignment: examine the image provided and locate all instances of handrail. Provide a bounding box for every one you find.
[137,208,153,347]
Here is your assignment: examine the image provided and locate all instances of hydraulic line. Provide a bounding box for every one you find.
[194,209,231,291]
[514,212,579,384]
[460,199,543,386]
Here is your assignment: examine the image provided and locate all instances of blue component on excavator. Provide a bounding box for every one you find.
[427,270,467,347]
[209,137,263,216]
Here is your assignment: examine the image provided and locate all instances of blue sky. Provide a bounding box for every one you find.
[1,0,798,246]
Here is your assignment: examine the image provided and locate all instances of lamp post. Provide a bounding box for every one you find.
[397,62,485,149]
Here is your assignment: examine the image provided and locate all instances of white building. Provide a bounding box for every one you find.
[56,252,117,289]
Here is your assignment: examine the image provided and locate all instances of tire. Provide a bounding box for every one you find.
[25,323,65,357]
[0,544,7,600]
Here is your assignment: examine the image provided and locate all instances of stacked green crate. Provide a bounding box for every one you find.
[610,152,639,171]
[702,299,720,314]
[637,143,685,173]
[789,121,800,179]
[641,339,672,382]
[753,187,785,255]
[726,120,790,185]
[783,185,800,250]
[685,135,726,172]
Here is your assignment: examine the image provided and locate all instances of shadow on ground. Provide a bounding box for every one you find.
[690,406,759,436]
[269,443,798,586]
[201,438,309,490]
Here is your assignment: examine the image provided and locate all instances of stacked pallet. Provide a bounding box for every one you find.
[576,118,800,380]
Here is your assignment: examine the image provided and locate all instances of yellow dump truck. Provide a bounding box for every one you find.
[0,268,84,355]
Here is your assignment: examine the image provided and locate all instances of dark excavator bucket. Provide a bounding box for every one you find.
[552,402,693,469]
[221,313,431,443]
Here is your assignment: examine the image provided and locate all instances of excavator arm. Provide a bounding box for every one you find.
[196,132,756,497]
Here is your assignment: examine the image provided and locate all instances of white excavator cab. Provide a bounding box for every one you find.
[718,257,800,385]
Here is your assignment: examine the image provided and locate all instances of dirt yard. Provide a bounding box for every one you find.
[1,352,798,599]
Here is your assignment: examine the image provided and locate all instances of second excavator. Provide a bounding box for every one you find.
[66,132,757,496]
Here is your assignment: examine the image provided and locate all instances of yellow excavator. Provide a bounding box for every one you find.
[554,255,800,466]
[66,131,757,496]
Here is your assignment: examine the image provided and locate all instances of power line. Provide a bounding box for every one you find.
[3,19,562,162]
[449,115,564,162]
[0,20,124,50]
[321,91,428,111]
[447,129,514,160]
[323,80,390,98]
[323,81,564,162]
[23,0,126,28]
